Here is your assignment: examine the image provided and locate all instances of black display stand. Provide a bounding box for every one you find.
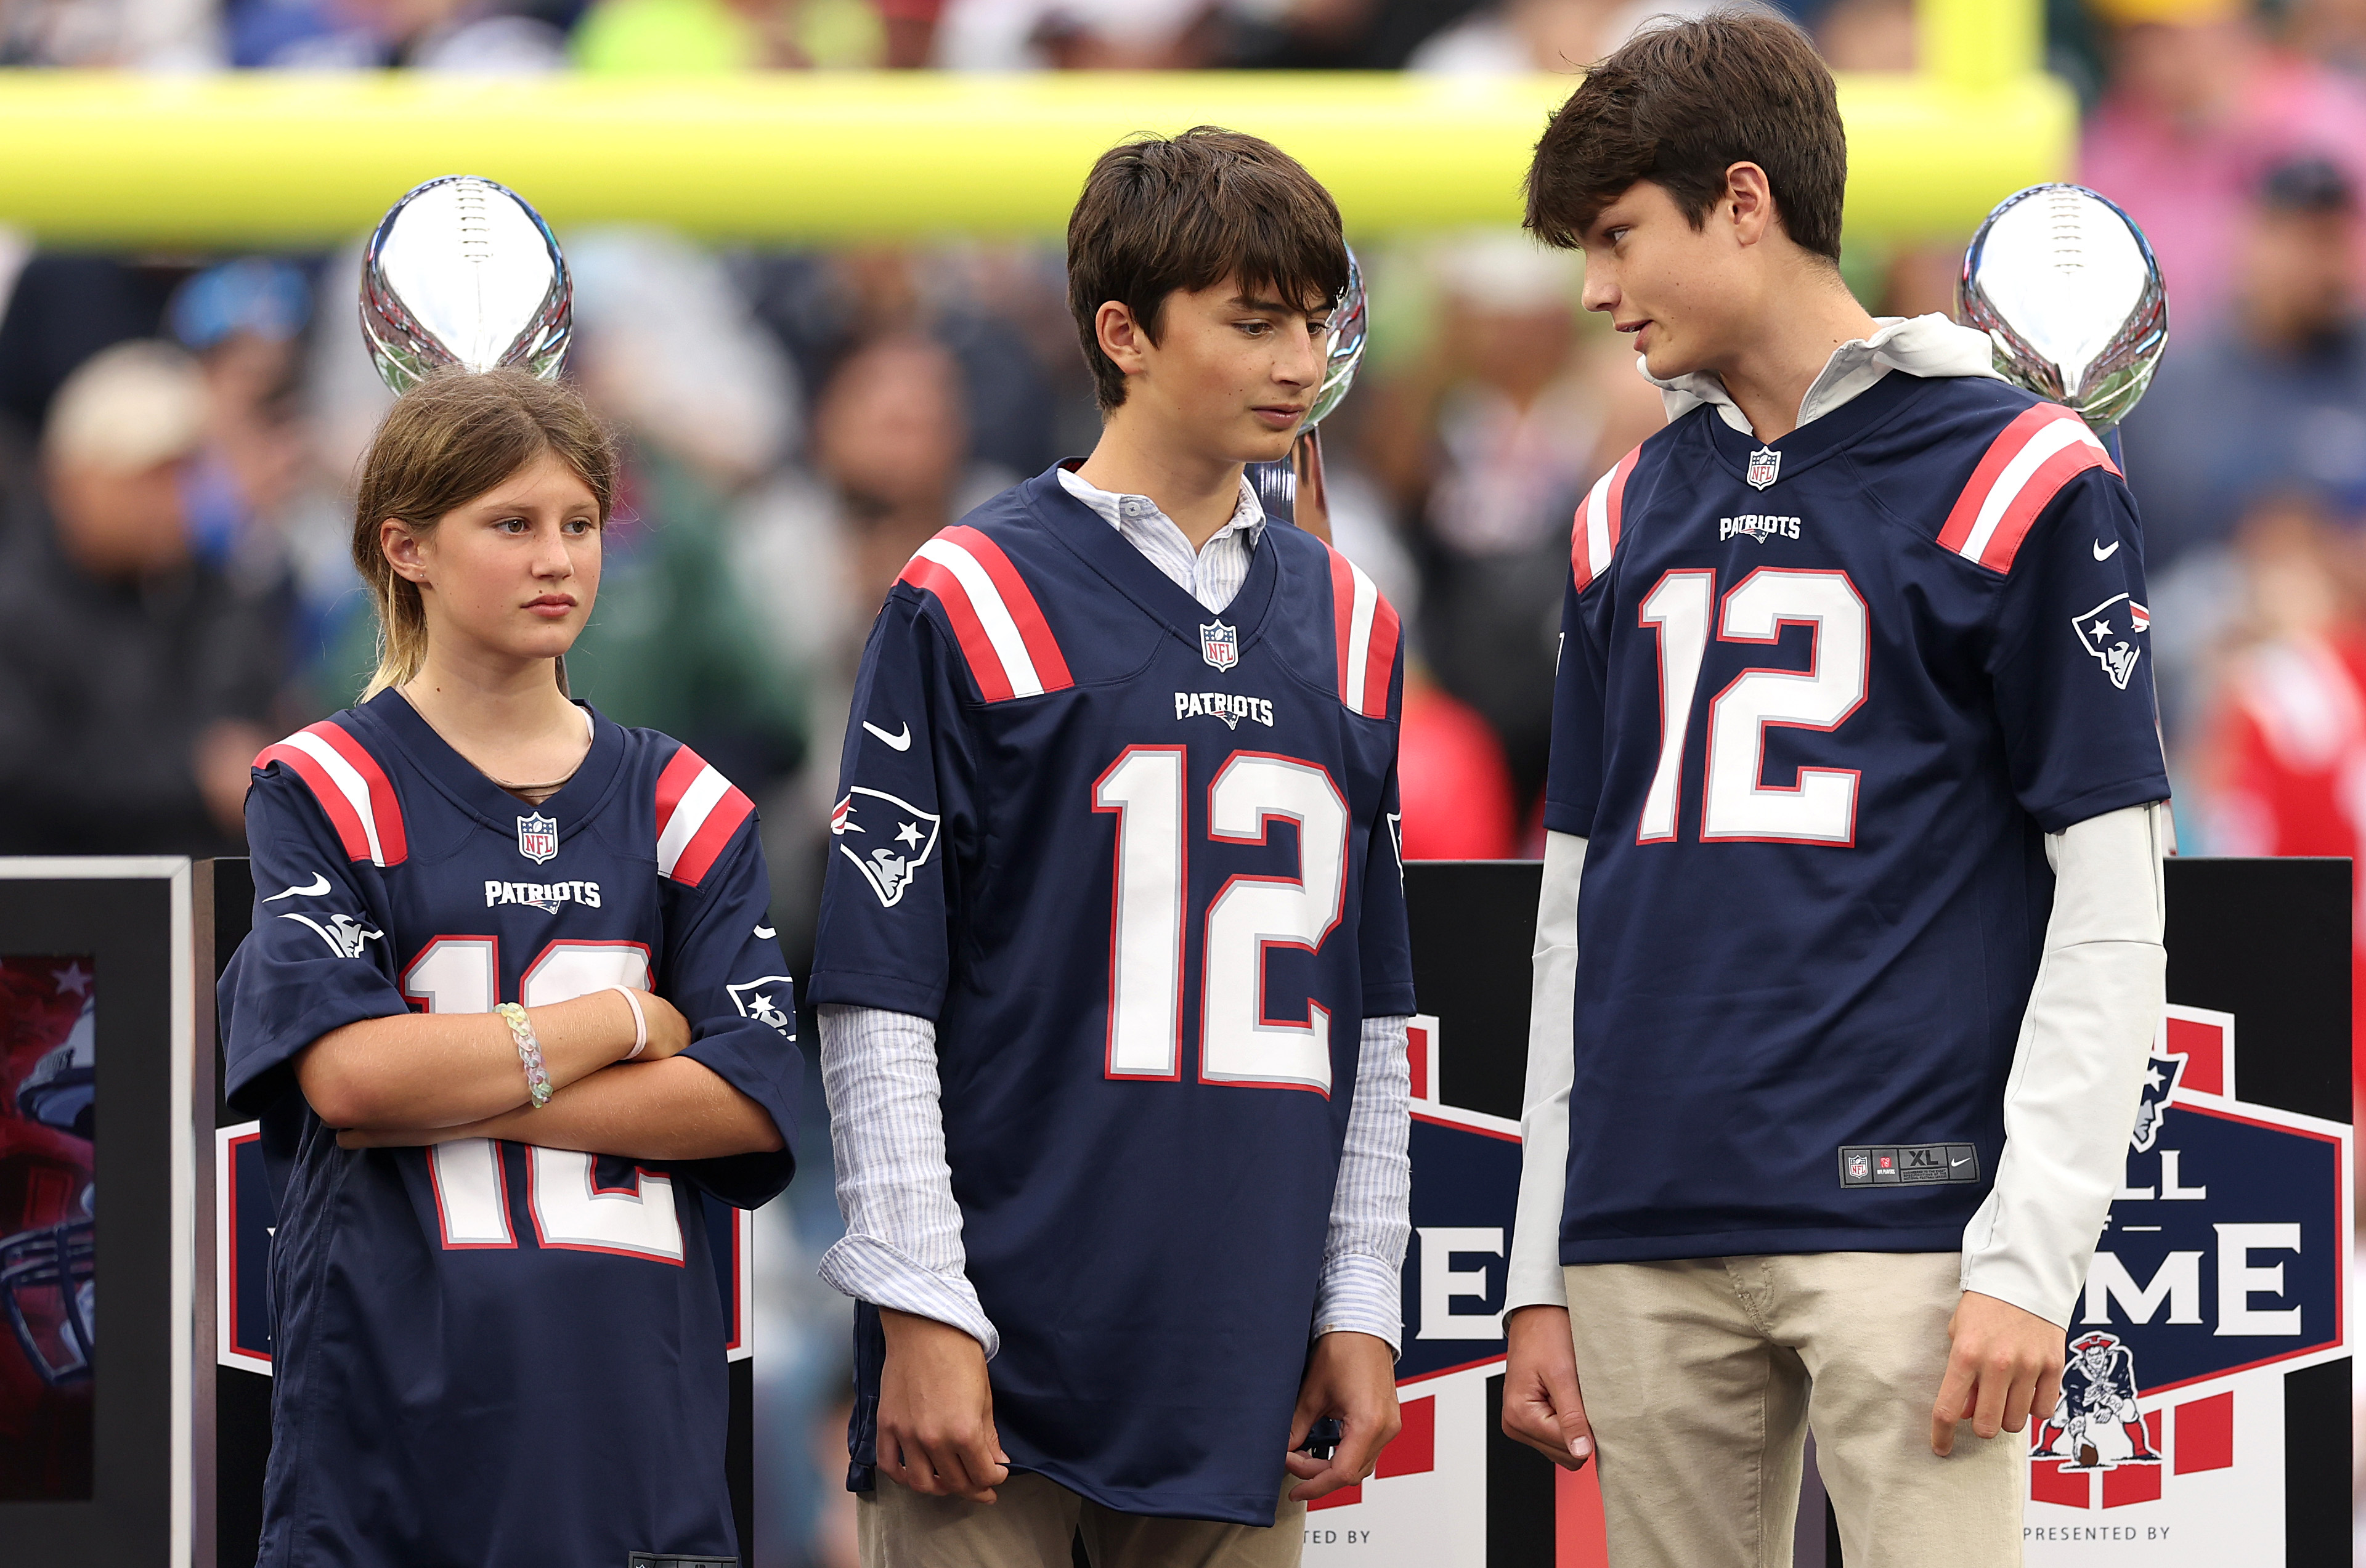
[0,859,197,1567]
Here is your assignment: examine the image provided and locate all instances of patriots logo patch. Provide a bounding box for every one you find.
[2129,1050,2185,1154]
[2072,593,2148,691]
[726,976,796,1038]
[831,787,942,908]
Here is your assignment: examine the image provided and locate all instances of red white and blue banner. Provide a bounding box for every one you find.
[2024,1004,2349,1562]
[1349,858,2351,1567]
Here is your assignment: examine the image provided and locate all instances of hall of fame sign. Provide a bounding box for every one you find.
[1302,1015,1603,1566]
[2024,1005,2349,1564]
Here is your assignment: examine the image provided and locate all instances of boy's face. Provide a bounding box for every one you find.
[1113,278,1331,463]
[1579,178,1754,381]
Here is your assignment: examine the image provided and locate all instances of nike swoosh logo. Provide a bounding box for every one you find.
[2093,540,2121,561]
[1951,1157,1972,1168]
[864,721,913,752]
[263,874,331,902]
[754,924,777,940]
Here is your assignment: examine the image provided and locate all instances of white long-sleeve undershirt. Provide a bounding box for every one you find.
[1507,803,2168,1328]
[818,1005,1414,1354]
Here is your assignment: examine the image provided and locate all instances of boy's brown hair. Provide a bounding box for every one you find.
[352,368,617,698]
[1067,126,1350,412]
[1526,10,1848,262]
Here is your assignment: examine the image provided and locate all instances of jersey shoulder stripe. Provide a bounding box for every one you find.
[1325,545,1400,719]
[253,719,408,866]
[1571,445,1643,591]
[654,744,754,888]
[1935,402,2121,573]
[896,525,1075,702]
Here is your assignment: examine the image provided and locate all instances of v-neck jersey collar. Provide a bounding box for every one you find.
[1021,465,1281,660]
[1695,365,1924,487]
[359,687,627,842]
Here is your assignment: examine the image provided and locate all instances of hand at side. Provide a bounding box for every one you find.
[877,1307,1010,1503]
[1931,1290,2065,1456]
[1500,1304,1595,1468]
[1285,1331,1402,1501]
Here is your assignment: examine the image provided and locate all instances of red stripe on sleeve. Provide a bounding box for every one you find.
[1937,404,2065,553]
[1569,445,1640,592]
[1976,439,2115,572]
[654,745,706,840]
[1328,548,1359,701]
[940,526,1072,692]
[1363,593,1402,718]
[254,742,374,862]
[306,720,407,866]
[896,553,1015,702]
[672,784,754,888]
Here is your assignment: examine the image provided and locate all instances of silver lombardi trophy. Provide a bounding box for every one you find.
[1957,183,2168,437]
[1251,248,1368,542]
[360,174,572,394]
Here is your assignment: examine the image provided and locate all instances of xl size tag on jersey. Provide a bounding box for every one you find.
[628,1556,736,1567]
[1838,1142,1980,1187]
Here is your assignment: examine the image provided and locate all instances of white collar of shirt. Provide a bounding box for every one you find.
[1056,466,1267,550]
[1641,312,2002,436]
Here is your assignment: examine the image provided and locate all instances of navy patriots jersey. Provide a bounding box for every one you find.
[810,465,1416,1525]
[216,689,800,1568]
[1547,374,2170,1264]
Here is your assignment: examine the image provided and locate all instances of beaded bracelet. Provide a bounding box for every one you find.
[495,1002,553,1108]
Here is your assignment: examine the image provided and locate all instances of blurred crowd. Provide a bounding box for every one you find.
[1,0,2362,1560]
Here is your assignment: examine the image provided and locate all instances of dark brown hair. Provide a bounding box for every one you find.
[1526,10,1847,262]
[352,368,617,697]
[1067,126,1351,412]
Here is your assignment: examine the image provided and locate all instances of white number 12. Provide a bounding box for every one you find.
[1094,748,1348,1095]
[1637,567,1868,846]
[399,938,685,1265]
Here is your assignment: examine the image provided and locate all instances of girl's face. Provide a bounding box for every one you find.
[384,450,602,673]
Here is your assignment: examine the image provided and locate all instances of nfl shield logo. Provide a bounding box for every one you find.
[1200,620,1238,672]
[1746,446,1782,490]
[1847,1152,1869,1182]
[516,812,558,864]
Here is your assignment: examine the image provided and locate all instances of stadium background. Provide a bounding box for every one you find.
[0,0,2359,1558]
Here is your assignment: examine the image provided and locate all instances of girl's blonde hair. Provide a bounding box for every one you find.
[352,368,618,699]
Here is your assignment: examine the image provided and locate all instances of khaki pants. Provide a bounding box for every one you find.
[1562,1253,2025,1568]
[857,1469,1305,1568]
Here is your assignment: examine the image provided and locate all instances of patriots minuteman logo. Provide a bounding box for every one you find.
[831,787,942,908]
[2129,1050,2185,1153]
[277,911,385,959]
[1200,620,1238,672]
[726,977,796,1037]
[2071,593,2149,691]
[516,811,559,864]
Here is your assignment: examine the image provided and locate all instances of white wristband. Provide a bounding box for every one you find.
[607,984,648,1059]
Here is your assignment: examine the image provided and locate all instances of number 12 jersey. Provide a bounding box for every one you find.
[810,466,1415,1525]
[217,691,802,1567]
[1547,372,2171,1266]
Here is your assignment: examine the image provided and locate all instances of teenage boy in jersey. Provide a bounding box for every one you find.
[1497,15,2170,1567]
[809,127,1413,1567]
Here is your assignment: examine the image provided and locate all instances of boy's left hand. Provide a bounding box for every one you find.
[1931,1290,2065,1456]
[1286,1331,1401,1501]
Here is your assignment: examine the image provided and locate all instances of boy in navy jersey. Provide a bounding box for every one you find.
[809,129,1413,1566]
[1497,16,2170,1567]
